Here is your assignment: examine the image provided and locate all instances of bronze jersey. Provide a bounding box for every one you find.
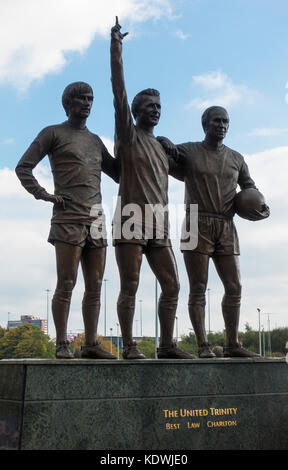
[171,141,256,218]
[16,122,118,224]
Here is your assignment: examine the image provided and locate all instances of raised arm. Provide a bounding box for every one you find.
[110,17,133,143]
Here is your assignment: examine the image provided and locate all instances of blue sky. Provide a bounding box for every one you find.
[1,0,288,344]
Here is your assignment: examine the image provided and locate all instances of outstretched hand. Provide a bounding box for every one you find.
[111,16,128,42]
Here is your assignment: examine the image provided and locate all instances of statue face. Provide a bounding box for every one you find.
[136,95,161,128]
[68,92,94,119]
[205,108,229,141]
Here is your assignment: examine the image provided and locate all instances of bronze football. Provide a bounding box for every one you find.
[234,188,268,220]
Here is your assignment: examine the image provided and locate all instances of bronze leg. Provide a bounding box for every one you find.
[183,251,210,347]
[80,246,106,346]
[145,246,180,347]
[212,255,242,347]
[52,242,82,344]
[115,244,143,347]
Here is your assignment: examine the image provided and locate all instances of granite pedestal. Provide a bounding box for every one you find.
[1,358,287,450]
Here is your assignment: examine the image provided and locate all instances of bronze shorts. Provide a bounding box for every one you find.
[182,214,240,256]
[48,223,107,248]
[112,223,171,250]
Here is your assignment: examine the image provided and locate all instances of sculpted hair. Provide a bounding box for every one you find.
[131,88,160,120]
[62,81,93,115]
[201,106,228,131]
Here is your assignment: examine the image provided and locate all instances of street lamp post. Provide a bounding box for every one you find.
[207,288,211,334]
[45,289,51,337]
[139,299,143,337]
[262,326,265,357]
[257,308,262,355]
[104,279,107,337]
[155,278,159,359]
[110,327,113,354]
[116,322,120,359]
[175,316,178,343]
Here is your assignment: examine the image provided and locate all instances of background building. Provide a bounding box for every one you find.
[8,315,47,334]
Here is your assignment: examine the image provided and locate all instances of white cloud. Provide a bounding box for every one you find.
[192,70,229,90]
[243,146,288,200]
[187,70,258,110]
[174,29,190,40]
[1,138,15,145]
[0,0,173,91]
[247,127,288,137]
[0,164,54,198]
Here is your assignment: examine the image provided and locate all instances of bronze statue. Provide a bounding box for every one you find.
[110,18,195,360]
[15,81,118,359]
[158,106,269,358]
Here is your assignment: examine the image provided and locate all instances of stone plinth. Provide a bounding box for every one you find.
[0,358,287,450]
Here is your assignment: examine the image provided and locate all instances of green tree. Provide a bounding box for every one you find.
[137,337,156,358]
[179,325,288,357]
[207,331,225,348]
[178,331,225,355]
[0,326,6,339]
[0,324,55,359]
[238,328,259,354]
[270,328,288,355]
[178,332,198,355]
[244,322,253,332]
